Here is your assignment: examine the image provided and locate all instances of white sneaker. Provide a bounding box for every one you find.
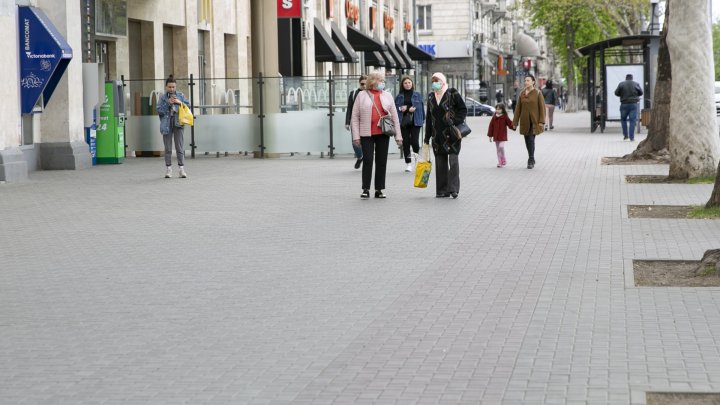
[165,166,172,178]
[178,166,187,178]
[405,163,413,172]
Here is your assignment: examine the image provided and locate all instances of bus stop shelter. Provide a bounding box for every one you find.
[577,34,659,133]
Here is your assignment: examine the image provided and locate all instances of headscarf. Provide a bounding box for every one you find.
[431,72,448,105]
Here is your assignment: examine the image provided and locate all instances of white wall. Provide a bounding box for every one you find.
[0,1,21,150]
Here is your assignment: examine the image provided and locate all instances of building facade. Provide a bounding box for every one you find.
[415,0,556,104]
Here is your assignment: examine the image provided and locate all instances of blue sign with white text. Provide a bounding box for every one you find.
[18,6,73,114]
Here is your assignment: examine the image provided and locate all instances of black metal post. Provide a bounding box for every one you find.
[189,74,196,158]
[120,75,128,155]
[258,72,265,158]
[327,70,335,158]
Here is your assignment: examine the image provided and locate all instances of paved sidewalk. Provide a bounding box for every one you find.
[1,111,719,404]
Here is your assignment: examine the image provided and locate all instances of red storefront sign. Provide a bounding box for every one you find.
[278,0,301,18]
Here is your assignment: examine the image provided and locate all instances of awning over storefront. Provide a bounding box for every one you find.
[18,6,73,114]
[364,51,386,67]
[330,22,359,63]
[394,42,415,69]
[346,24,387,52]
[386,42,409,69]
[516,32,540,57]
[382,49,399,68]
[314,18,344,62]
[406,42,435,61]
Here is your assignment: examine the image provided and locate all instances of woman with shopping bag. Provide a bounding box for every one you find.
[157,75,191,178]
[423,72,467,199]
[350,70,402,199]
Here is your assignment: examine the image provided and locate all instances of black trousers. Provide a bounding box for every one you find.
[524,128,536,163]
[401,126,421,163]
[360,135,390,191]
[434,152,460,195]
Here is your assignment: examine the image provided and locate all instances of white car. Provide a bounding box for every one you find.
[715,81,720,115]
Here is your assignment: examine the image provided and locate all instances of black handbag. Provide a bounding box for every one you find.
[369,91,396,136]
[455,121,472,137]
[401,111,414,128]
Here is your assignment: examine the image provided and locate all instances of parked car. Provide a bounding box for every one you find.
[465,97,496,116]
[715,81,720,115]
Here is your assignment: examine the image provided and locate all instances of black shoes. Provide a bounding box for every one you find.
[354,158,363,169]
[436,193,450,198]
[527,159,535,169]
[361,189,386,198]
[451,192,458,199]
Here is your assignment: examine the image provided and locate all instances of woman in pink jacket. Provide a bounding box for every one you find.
[351,70,403,199]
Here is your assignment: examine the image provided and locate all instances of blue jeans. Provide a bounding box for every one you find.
[620,103,638,140]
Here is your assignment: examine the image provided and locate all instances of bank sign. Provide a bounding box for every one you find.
[18,6,73,114]
[277,0,301,18]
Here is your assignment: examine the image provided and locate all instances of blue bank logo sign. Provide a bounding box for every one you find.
[18,6,73,114]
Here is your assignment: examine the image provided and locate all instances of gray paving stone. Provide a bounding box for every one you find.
[1,111,720,403]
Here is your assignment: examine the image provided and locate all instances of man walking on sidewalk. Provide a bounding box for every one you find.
[614,74,643,141]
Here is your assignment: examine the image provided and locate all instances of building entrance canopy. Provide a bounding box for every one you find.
[314,18,344,62]
[406,42,435,61]
[346,24,386,52]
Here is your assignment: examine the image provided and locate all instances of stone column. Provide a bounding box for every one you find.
[0,2,26,182]
[37,0,91,170]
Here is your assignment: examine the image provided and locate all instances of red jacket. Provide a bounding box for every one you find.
[487,113,514,142]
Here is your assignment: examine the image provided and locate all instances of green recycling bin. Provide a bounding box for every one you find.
[96,81,125,164]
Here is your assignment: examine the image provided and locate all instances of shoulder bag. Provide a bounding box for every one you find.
[446,90,471,138]
[368,91,395,136]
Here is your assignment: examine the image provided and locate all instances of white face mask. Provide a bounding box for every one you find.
[377,82,386,90]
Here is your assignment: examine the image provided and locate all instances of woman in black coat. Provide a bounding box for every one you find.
[423,72,468,199]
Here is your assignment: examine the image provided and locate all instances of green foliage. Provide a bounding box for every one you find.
[521,0,648,82]
[687,176,716,184]
[701,264,717,276]
[714,21,720,81]
[688,205,720,219]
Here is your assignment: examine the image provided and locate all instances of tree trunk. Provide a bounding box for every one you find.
[623,0,671,161]
[694,249,720,276]
[707,160,720,208]
[623,0,672,161]
[666,0,720,179]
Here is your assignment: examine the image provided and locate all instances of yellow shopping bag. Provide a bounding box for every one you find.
[414,161,432,188]
[413,144,432,188]
[178,102,194,126]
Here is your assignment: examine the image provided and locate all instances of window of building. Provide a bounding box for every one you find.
[417,5,431,31]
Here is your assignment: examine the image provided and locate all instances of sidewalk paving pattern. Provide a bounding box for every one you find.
[1,111,720,404]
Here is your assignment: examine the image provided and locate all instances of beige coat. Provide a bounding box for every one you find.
[351,90,402,143]
[512,88,546,136]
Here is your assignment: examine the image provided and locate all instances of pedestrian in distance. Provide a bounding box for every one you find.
[542,80,558,131]
[614,73,643,141]
[157,75,190,178]
[495,89,504,104]
[487,103,515,168]
[512,74,545,169]
[423,72,468,199]
[345,74,367,169]
[394,75,425,173]
[351,70,402,199]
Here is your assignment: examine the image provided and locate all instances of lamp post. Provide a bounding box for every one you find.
[649,0,659,35]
